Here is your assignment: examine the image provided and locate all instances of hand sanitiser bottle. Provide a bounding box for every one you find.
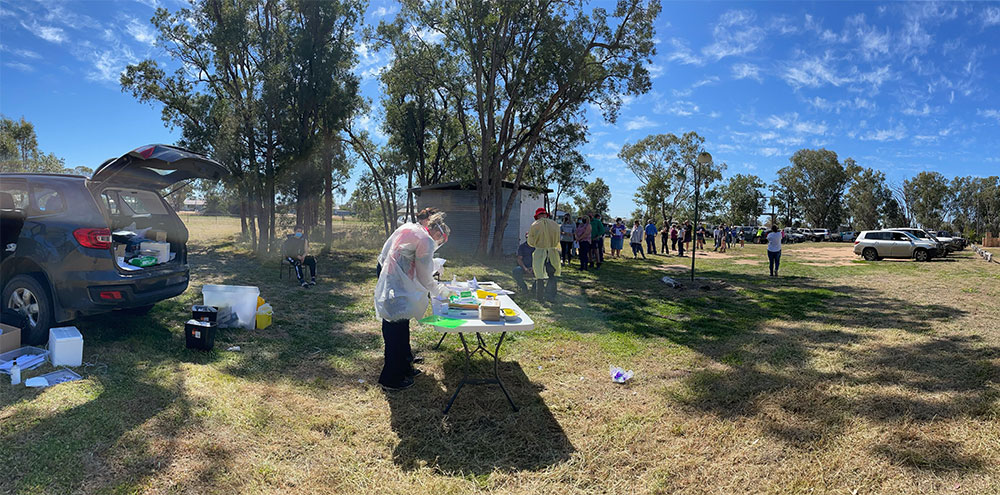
[10,362,20,385]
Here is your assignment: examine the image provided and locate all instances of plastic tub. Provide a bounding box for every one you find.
[140,241,170,265]
[202,284,259,329]
[49,326,83,367]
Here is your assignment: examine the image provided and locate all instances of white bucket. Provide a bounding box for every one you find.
[202,285,260,329]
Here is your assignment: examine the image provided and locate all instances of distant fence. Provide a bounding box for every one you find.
[985,233,1000,248]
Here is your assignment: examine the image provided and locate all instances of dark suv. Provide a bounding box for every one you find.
[1,145,226,344]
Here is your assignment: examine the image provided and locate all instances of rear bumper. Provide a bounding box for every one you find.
[54,264,189,320]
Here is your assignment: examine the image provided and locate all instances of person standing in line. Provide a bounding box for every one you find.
[629,220,646,259]
[713,225,721,251]
[696,224,706,251]
[676,223,686,257]
[610,218,626,258]
[739,228,746,248]
[560,214,575,266]
[766,224,783,276]
[644,219,658,254]
[683,221,693,253]
[590,213,606,269]
[660,220,670,255]
[718,224,727,253]
[575,214,592,271]
[670,224,679,254]
[528,207,562,301]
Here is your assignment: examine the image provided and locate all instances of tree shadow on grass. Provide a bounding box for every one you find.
[551,261,998,473]
[386,343,574,476]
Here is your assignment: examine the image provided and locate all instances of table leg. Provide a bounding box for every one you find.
[443,332,473,414]
[432,332,448,350]
[442,331,517,414]
[492,331,517,412]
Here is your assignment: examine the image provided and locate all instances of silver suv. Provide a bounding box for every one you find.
[854,230,938,261]
[887,228,947,257]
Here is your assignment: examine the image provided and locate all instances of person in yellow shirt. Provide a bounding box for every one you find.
[527,207,562,301]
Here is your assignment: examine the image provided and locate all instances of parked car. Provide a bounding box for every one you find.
[782,227,805,243]
[807,228,829,242]
[839,231,858,242]
[927,230,964,251]
[854,230,938,261]
[887,228,947,257]
[1,144,227,344]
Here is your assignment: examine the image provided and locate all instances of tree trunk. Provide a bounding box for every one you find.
[324,146,333,246]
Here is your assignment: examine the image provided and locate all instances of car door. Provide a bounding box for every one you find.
[890,232,913,257]
[90,144,228,189]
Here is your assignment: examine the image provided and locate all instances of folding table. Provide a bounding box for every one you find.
[419,293,534,414]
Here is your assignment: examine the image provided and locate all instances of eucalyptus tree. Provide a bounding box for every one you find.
[786,149,859,229]
[574,177,611,220]
[390,0,661,255]
[720,174,765,226]
[618,131,725,224]
[903,171,950,229]
[845,167,892,230]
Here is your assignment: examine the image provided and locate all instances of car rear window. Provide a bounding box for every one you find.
[118,190,168,215]
[0,180,29,209]
[29,184,66,215]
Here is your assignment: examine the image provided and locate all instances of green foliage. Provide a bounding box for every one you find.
[782,149,860,229]
[574,177,612,219]
[0,115,77,174]
[720,174,766,225]
[619,131,725,223]
[903,171,950,229]
[846,167,892,230]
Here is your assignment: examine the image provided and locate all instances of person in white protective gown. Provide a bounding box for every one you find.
[373,213,451,390]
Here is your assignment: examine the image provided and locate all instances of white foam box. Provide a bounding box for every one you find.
[49,326,83,367]
[140,241,170,264]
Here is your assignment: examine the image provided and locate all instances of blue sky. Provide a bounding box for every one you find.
[2,1,999,218]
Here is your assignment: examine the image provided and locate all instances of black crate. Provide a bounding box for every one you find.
[191,305,218,323]
[184,319,217,350]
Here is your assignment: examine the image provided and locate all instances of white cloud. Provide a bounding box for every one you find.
[672,88,692,98]
[978,109,1000,122]
[125,16,156,45]
[373,5,399,17]
[135,0,161,8]
[586,152,619,162]
[624,116,657,130]
[665,38,703,66]
[4,61,33,72]
[732,63,762,82]
[777,136,805,146]
[0,45,40,59]
[692,76,719,88]
[861,123,907,142]
[702,10,765,61]
[792,121,827,134]
[782,54,849,88]
[21,20,67,44]
[759,148,780,157]
[604,141,620,150]
[983,7,1000,27]
[655,100,699,117]
[902,104,932,116]
[766,115,789,129]
[646,63,664,79]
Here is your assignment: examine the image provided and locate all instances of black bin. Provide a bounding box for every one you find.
[185,319,217,350]
[192,305,218,323]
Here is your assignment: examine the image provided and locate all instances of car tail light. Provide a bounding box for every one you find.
[99,291,123,300]
[854,240,860,245]
[74,228,112,249]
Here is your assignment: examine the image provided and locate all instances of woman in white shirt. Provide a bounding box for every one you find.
[765,225,783,276]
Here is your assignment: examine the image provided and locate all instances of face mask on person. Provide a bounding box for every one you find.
[432,225,449,249]
[294,232,303,238]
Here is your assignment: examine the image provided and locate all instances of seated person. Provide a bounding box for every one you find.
[512,232,554,294]
[283,225,317,288]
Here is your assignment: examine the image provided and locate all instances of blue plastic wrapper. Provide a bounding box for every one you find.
[609,365,634,384]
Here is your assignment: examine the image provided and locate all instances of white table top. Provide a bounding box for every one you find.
[428,294,535,333]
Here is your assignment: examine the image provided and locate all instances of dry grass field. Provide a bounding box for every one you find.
[2,216,998,494]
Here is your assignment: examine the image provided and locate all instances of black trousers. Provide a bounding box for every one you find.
[560,240,573,262]
[287,256,316,282]
[645,234,657,254]
[661,234,669,254]
[379,319,414,387]
[578,240,591,269]
[768,250,782,275]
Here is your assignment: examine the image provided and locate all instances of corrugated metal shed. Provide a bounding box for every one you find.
[410,182,550,256]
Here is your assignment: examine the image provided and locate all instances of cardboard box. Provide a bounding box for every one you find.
[149,230,167,242]
[0,323,21,354]
[115,244,126,258]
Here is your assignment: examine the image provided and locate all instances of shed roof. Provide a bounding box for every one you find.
[409,181,552,195]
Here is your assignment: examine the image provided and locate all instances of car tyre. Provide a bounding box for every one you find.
[3,274,54,345]
[914,248,929,262]
[862,248,879,261]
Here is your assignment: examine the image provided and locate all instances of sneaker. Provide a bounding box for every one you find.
[309,279,316,285]
[380,377,415,391]
[412,355,425,364]
[407,367,423,378]
[301,282,309,288]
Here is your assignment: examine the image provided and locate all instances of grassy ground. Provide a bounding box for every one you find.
[2,217,998,494]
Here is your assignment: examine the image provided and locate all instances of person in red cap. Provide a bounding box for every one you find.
[527,207,562,301]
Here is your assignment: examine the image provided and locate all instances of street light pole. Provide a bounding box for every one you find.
[693,152,712,281]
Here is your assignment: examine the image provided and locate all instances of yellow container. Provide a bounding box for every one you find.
[257,296,266,308]
[475,289,497,299]
[255,303,273,329]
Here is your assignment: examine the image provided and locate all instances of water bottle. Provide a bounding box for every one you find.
[10,363,20,385]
